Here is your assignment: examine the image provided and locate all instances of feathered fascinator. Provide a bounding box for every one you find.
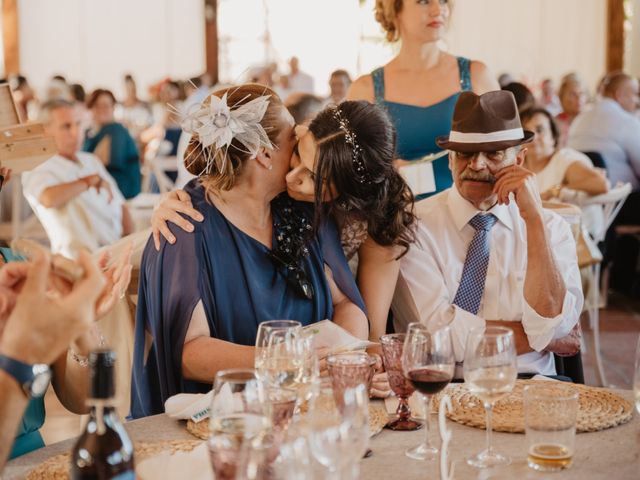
[180,92,274,175]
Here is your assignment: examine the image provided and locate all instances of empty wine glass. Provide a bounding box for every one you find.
[255,320,303,388]
[463,326,518,468]
[402,324,455,461]
[305,384,369,480]
[208,369,269,480]
[380,333,423,431]
[326,352,375,410]
[634,334,640,414]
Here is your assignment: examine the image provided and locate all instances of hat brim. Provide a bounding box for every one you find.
[435,130,535,153]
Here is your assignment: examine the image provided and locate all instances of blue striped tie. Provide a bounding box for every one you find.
[453,213,498,315]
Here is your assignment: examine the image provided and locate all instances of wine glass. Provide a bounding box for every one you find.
[380,333,423,431]
[254,320,303,388]
[326,352,375,410]
[463,326,518,468]
[401,323,455,461]
[208,369,270,480]
[634,334,640,414]
[306,384,369,480]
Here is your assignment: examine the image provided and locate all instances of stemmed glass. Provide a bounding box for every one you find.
[402,323,455,461]
[208,369,270,480]
[380,333,423,430]
[254,320,303,388]
[463,326,518,468]
[634,334,640,414]
[306,384,369,480]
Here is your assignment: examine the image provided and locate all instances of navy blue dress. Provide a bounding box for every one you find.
[130,180,365,418]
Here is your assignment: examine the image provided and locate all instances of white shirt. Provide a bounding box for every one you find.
[532,148,603,236]
[22,152,125,258]
[287,71,315,95]
[568,98,640,189]
[392,186,583,376]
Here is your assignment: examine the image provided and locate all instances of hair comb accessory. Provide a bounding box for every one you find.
[179,91,274,175]
[332,107,371,184]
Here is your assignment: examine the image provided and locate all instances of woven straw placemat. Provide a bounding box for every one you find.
[26,439,202,480]
[434,379,633,433]
[186,403,389,440]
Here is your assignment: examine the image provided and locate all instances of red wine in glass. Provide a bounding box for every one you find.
[408,368,452,395]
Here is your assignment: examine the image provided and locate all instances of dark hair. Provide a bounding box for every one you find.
[69,83,86,103]
[502,82,536,112]
[87,88,117,108]
[286,93,323,125]
[189,76,203,89]
[184,83,286,192]
[308,101,416,256]
[520,107,559,148]
[52,74,67,83]
[330,69,352,83]
[602,71,634,97]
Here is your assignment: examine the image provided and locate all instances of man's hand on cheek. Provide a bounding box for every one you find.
[493,165,543,222]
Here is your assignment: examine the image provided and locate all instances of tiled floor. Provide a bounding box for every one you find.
[39,293,640,446]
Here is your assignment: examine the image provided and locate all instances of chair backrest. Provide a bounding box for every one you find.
[581,183,632,243]
[581,151,607,169]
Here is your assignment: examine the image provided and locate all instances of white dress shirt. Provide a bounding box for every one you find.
[392,186,583,376]
[567,98,640,189]
[22,152,125,258]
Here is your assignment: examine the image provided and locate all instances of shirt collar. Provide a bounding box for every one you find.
[447,185,514,231]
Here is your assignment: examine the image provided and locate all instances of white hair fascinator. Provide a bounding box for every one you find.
[180,92,273,174]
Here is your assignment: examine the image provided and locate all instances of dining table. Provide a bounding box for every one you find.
[4,390,639,480]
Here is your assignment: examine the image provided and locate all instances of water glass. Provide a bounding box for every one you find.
[463,326,517,468]
[326,352,375,410]
[524,383,579,472]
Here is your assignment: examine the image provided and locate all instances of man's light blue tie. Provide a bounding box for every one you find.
[453,213,498,315]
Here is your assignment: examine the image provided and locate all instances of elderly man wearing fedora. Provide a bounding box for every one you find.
[392,90,583,377]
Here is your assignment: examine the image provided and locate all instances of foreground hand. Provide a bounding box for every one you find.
[151,189,203,250]
[369,354,392,398]
[493,165,543,222]
[94,243,134,318]
[0,251,105,365]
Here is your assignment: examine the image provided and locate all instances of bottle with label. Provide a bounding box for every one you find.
[71,350,135,479]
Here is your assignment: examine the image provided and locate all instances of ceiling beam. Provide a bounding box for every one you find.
[606,0,625,72]
[204,0,218,85]
[2,0,20,76]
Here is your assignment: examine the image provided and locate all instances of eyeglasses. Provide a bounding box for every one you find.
[453,151,508,164]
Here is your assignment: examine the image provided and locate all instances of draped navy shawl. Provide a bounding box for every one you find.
[130,181,365,418]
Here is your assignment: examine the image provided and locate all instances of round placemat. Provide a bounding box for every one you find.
[436,380,633,433]
[186,404,389,440]
[26,439,202,480]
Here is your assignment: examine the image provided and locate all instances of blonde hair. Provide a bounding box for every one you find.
[184,84,285,192]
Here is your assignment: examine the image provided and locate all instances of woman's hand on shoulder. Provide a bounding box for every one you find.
[151,189,203,250]
[346,74,375,102]
[470,60,500,94]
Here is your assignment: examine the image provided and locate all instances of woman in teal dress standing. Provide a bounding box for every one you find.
[348,0,499,196]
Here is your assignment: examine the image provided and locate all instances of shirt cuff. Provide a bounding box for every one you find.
[521,291,578,352]
[450,305,485,363]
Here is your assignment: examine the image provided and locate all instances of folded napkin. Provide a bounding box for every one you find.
[136,443,213,480]
[164,391,213,423]
[303,320,377,354]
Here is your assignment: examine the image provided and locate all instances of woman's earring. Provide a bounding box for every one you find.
[268,165,273,171]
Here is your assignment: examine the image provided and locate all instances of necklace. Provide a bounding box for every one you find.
[268,194,315,300]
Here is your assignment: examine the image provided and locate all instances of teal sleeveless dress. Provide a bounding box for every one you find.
[0,247,47,459]
[371,57,472,196]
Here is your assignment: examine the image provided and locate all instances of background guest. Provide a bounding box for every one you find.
[325,69,352,107]
[556,74,587,147]
[538,78,562,116]
[502,81,536,113]
[348,0,498,196]
[285,93,324,125]
[83,89,141,199]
